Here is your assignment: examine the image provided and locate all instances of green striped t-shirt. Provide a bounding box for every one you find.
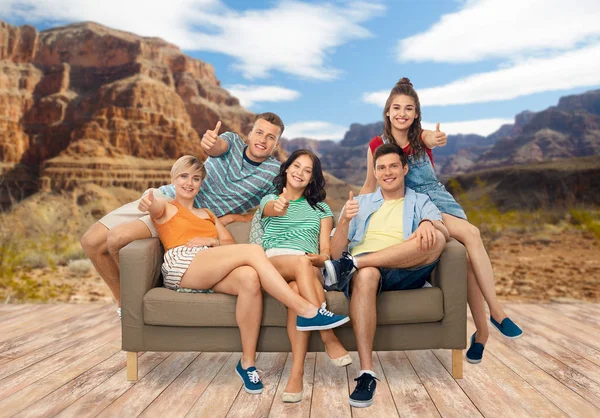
[259,195,333,254]
[160,132,280,216]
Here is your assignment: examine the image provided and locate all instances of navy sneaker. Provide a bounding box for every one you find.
[490,316,523,339]
[324,252,357,287]
[235,360,264,394]
[296,306,350,331]
[349,373,379,408]
[466,332,485,364]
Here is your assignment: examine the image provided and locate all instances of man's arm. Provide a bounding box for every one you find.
[201,121,229,157]
[330,191,358,259]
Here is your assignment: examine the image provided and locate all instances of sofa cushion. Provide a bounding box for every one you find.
[143,286,444,327]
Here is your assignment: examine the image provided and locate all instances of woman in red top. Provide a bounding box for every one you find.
[361,79,522,364]
[139,155,349,394]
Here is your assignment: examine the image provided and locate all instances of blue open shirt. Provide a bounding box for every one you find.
[344,187,442,253]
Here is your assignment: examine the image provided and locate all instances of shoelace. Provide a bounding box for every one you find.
[247,369,262,384]
[354,374,379,390]
[318,307,335,317]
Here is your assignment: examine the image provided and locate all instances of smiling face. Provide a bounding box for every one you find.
[385,94,418,136]
[374,152,408,194]
[173,170,203,200]
[285,154,314,191]
[246,118,281,161]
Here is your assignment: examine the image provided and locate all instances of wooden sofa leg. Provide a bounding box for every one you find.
[127,352,138,381]
[452,349,463,379]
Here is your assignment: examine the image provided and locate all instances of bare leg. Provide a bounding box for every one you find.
[284,281,309,394]
[212,266,262,369]
[353,230,445,270]
[81,222,120,305]
[270,257,349,361]
[443,214,506,322]
[312,270,347,359]
[466,254,489,344]
[349,267,381,371]
[106,220,152,266]
[180,244,318,317]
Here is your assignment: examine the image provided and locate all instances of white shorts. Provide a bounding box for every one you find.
[98,189,171,238]
[265,248,306,258]
[162,245,209,290]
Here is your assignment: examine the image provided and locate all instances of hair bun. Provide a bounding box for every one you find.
[396,77,413,87]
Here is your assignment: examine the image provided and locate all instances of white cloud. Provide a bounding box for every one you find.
[284,121,348,141]
[0,0,384,80]
[363,42,600,107]
[398,0,600,63]
[422,119,513,136]
[225,85,300,108]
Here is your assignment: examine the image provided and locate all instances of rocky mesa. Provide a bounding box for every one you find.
[0,20,256,206]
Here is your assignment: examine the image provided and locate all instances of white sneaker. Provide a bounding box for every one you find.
[116,308,122,319]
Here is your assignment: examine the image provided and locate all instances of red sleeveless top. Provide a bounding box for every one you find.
[368,136,434,167]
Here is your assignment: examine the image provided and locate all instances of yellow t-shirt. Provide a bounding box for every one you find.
[350,198,404,256]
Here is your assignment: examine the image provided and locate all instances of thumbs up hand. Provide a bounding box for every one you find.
[201,120,222,151]
[138,188,156,212]
[433,122,447,147]
[342,190,359,222]
[273,187,291,215]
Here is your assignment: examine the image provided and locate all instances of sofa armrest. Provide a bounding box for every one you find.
[431,238,467,346]
[120,238,163,349]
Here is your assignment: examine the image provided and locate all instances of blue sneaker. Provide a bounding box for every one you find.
[324,252,357,287]
[296,305,350,331]
[490,316,523,338]
[349,373,379,408]
[466,332,485,364]
[235,360,264,394]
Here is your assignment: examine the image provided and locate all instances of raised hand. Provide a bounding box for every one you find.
[138,189,156,212]
[342,190,359,222]
[273,187,291,214]
[433,122,447,147]
[201,120,222,152]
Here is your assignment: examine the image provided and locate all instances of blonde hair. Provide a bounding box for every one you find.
[170,155,206,181]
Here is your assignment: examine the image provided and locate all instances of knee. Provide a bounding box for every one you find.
[288,281,300,294]
[466,224,481,243]
[238,267,261,295]
[81,224,106,256]
[106,228,129,254]
[295,256,313,272]
[246,244,266,258]
[424,231,445,264]
[352,267,380,294]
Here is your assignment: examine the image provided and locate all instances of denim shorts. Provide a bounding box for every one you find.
[340,257,439,299]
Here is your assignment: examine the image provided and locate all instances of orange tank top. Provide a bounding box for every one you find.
[154,200,218,250]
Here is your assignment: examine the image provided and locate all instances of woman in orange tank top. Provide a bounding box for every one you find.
[139,155,349,394]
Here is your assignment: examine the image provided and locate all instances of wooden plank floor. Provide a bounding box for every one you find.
[1,303,599,417]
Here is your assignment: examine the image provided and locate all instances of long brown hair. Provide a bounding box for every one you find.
[273,149,326,211]
[382,77,426,159]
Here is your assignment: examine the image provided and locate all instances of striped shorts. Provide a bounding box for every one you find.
[161,245,208,290]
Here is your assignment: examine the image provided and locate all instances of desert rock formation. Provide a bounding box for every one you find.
[0,21,256,206]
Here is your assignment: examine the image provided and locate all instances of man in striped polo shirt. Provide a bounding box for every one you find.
[80,113,283,312]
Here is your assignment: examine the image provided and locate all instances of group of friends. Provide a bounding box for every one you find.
[81,78,523,408]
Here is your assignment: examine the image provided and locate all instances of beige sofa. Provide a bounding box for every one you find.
[120,223,467,380]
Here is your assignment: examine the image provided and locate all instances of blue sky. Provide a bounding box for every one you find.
[2,0,600,140]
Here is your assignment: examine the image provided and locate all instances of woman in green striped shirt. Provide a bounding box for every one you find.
[259,150,351,403]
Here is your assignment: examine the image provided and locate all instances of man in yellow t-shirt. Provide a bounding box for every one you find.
[327,143,450,409]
